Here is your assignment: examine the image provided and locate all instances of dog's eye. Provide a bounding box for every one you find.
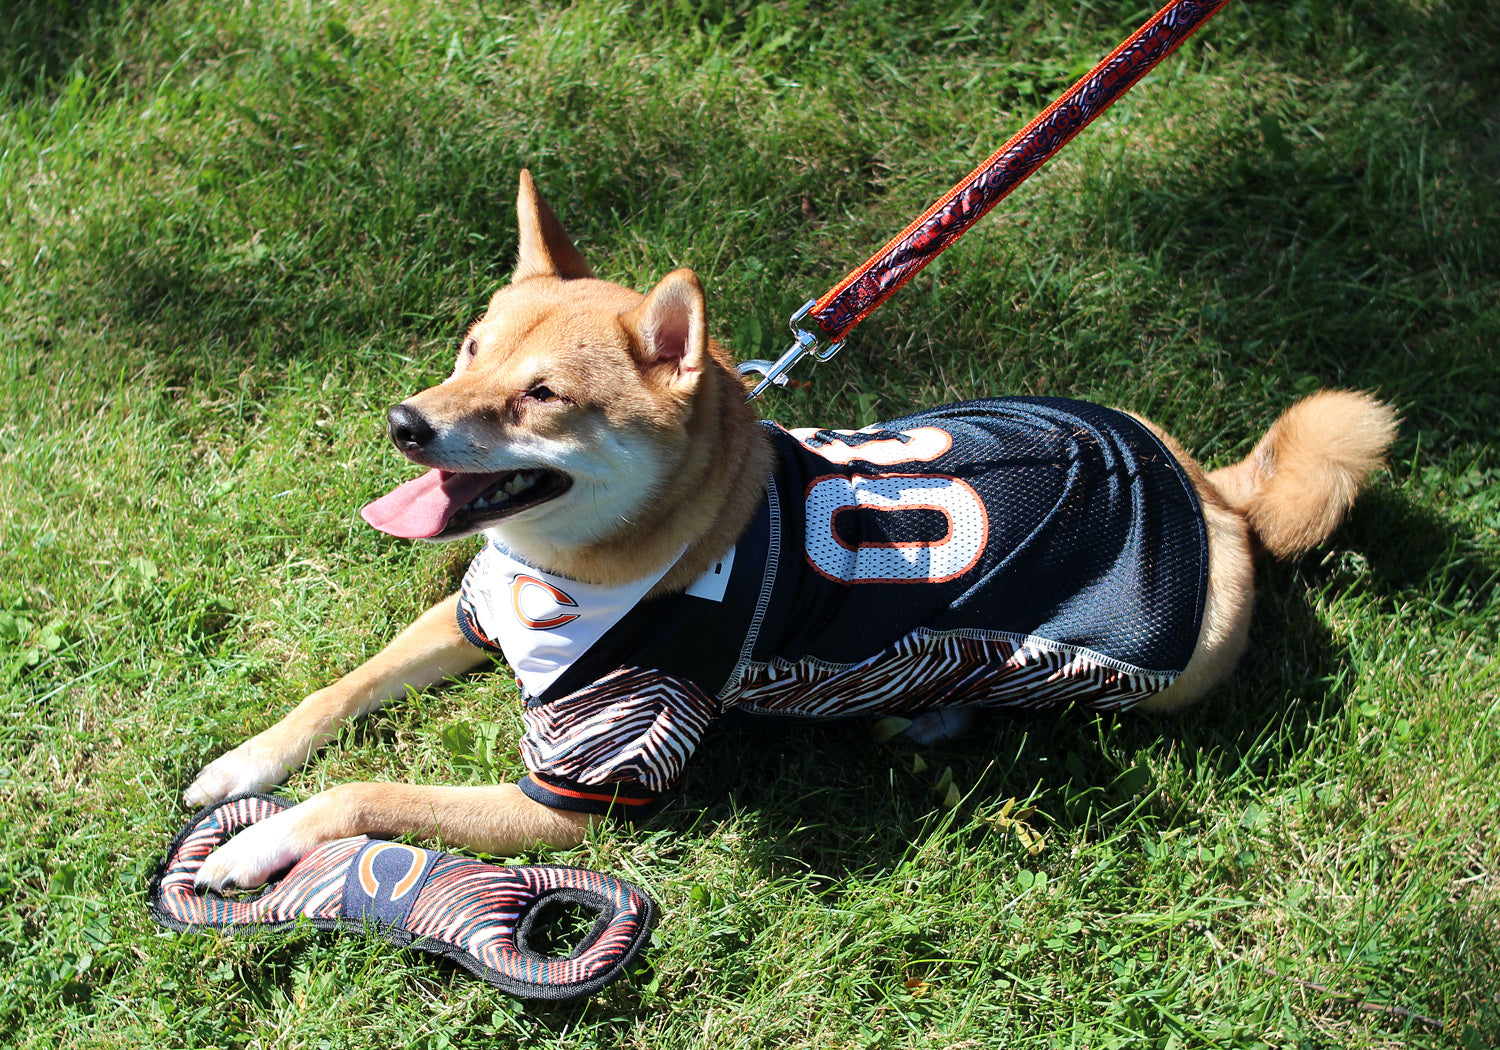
[526,385,562,404]
[464,339,479,358]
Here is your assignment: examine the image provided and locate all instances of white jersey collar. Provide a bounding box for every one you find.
[462,540,707,699]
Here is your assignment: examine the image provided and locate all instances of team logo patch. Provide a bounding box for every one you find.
[511,574,581,630]
[342,840,438,928]
[357,842,428,901]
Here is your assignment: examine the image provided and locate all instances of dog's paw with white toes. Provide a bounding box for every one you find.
[194,806,314,893]
[183,738,295,810]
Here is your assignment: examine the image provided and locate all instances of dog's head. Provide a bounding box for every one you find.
[362,172,738,569]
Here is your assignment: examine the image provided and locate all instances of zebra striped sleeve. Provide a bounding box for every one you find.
[518,666,721,816]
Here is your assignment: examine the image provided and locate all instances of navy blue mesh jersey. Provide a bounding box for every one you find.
[456,397,1209,817]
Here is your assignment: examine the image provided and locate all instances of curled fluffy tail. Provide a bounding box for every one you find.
[1207,390,1398,559]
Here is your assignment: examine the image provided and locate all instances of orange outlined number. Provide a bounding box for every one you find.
[789,425,953,465]
[805,473,987,584]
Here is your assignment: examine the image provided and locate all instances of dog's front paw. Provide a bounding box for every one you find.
[193,796,337,893]
[183,736,298,810]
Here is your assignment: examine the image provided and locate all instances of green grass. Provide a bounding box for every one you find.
[2,0,1498,1046]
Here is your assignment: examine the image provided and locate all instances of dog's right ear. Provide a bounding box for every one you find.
[623,268,708,392]
[513,170,594,283]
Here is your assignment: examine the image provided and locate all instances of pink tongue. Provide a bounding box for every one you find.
[360,469,503,539]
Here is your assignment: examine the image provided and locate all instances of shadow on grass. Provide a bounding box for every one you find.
[641,475,1498,915]
[138,482,1494,1036]
[1342,484,1500,616]
[37,0,1496,394]
[1,0,127,102]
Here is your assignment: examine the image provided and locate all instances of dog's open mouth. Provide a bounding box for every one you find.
[360,467,572,540]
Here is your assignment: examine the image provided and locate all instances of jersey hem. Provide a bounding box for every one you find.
[721,626,1181,704]
[518,773,664,821]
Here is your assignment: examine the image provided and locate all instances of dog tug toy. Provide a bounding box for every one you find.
[148,793,656,1001]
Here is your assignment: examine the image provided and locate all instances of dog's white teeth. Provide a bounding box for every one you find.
[467,472,541,513]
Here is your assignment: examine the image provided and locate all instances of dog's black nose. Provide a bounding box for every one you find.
[387,403,436,452]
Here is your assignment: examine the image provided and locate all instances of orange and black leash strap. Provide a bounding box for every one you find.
[741,0,1235,399]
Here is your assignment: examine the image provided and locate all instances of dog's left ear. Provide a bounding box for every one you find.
[623,269,707,390]
[513,169,594,283]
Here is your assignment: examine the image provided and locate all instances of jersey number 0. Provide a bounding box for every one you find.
[797,429,988,586]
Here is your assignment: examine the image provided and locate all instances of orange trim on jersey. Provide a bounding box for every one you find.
[528,774,656,807]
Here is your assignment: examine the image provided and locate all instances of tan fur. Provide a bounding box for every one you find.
[267,782,594,858]
[1130,396,1395,711]
[186,173,1396,892]
[1120,417,1257,713]
[1207,390,1398,559]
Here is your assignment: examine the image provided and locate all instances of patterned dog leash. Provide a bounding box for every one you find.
[740,0,1233,400]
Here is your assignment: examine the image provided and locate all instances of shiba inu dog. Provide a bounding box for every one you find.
[188,172,1397,892]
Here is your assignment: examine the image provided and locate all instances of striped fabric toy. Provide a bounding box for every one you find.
[148,793,656,1000]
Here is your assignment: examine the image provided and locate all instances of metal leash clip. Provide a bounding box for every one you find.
[737,299,845,401]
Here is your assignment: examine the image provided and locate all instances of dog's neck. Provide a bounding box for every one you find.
[489,343,773,595]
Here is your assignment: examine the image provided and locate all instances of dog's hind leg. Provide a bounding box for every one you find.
[902,707,976,745]
[184,594,489,809]
[1129,391,1395,714]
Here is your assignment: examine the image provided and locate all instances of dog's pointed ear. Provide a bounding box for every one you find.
[623,269,708,389]
[513,169,594,283]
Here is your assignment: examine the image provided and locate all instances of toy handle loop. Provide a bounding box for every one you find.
[515,887,616,961]
[148,793,298,929]
[435,863,656,1000]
